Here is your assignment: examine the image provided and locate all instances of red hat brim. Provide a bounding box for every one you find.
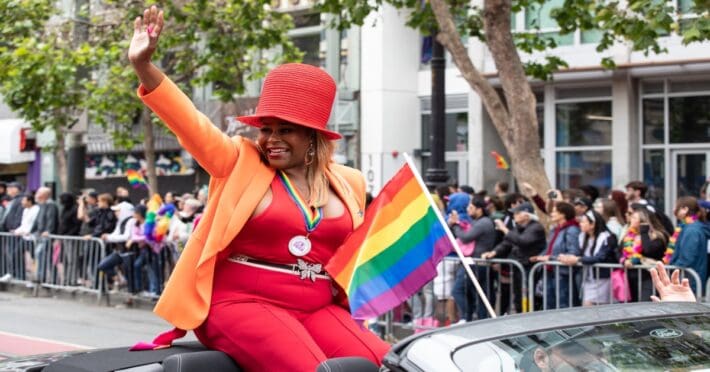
[237,113,342,140]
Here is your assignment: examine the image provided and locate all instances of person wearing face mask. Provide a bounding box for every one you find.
[127,6,388,370]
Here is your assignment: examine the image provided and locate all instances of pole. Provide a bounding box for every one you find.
[424,31,448,188]
[404,153,496,318]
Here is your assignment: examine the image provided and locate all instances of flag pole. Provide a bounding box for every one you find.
[402,153,496,319]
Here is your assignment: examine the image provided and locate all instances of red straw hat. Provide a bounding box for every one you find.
[237,63,341,140]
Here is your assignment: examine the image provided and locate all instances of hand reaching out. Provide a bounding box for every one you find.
[650,261,696,302]
[128,5,164,66]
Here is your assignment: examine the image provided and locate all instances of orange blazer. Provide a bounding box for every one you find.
[139,76,366,330]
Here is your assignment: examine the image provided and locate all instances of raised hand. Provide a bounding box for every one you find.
[128,5,164,66]
[650,261,696,302]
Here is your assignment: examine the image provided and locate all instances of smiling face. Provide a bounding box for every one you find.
[257,118,314,171]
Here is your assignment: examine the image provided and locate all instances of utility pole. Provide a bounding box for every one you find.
[425,32,448,188]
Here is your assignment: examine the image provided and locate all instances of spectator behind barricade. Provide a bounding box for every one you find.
[521,182,548,215]
[125,204,148,294]
[669,197,710,295]
[484,202,547,315]
[435,186,452,213]
[0,181,5,199]
[164,191,178,207]
[0,195,11,223]
[442,192,473,322]
[494,181,509,199]
[487,196,505,222]
[13,193,39,237]
[609,190,628,217]
[559,210,617,306]
[77,191,98,236]
[103,201,135,244]
[116,186,131,203]
[58,193,82,236]
[531,202,581,309]
[579,185,600,203]
[572,197,593,218]
[131,204,160,298]
[622,203,669,302]
[503,193,529,228]
[459,185,475,196]
[83,193,117,239]
[167,198,201,251]
[594,198,625,240]
[1,182,25,233]
[31,187,59,282]
[625,180,674,235]
[449,197,497,321]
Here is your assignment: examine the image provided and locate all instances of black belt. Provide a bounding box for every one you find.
[227,255,330,282]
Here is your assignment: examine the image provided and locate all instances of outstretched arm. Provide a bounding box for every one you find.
[128,6,238,178]
[650,261,696,302]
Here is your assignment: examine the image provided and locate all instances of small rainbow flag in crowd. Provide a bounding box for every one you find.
[126,169,147,189]
[326,156,454,320]
[490,151,510,170]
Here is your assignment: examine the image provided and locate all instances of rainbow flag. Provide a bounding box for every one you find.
[126,169,147,189]
[326,160,454,320]
[490,151,510,170]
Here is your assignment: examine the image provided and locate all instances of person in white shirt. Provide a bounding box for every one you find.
[13,194,40,237]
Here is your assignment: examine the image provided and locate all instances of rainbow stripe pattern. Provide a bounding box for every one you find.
[278,171,322,231]
[325,162,454,320]
[126,169,147,189]
[490,151,510,170]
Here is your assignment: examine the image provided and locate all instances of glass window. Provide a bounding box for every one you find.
[643,149,666,213]
[676,153,708,199]
[421,113,469,152]
[556,101,612,146]
[556,151,611,195]
[453,316,710,371]
[525,0,563,29]
[642,81,664,95]
[678,0,694,13]
[642,98,664,144]
[292,34,322,67]
[669,95,710,143]
[581,29,603,44]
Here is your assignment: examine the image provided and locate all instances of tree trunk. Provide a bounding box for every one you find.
[54,129,68,193]
[141,108,159,196]
[429,0,552,200]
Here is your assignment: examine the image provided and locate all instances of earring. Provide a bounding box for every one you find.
[305,143,315,166]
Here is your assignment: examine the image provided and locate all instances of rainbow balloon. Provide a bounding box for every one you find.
[489,151,510,170]
[126,169,148,189]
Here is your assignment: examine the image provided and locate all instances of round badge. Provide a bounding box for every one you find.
[288,235,312,257]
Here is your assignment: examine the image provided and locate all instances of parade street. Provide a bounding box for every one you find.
[0,291,197,360]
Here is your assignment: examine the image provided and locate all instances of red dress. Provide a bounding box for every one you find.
[194,176,390,371]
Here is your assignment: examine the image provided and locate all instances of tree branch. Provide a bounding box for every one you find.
[429,0,512,149]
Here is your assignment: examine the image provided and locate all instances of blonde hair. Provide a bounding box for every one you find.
[308,131,335,208]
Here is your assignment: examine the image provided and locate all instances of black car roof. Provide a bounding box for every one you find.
[385,302,710,367]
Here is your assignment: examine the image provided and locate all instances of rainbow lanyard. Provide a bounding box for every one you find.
[278,171,323,233]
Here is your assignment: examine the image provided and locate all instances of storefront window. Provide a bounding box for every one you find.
[642,98,664,144]
[556,151,612,195]
[556,101,612,146]
[669,95,710,144]
[643,149,665,213]
[292,34,322,67]
[421,112,468,152]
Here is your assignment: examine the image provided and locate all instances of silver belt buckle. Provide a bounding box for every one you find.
[296,259,323,282]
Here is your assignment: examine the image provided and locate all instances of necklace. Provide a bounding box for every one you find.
[278,171,323,257]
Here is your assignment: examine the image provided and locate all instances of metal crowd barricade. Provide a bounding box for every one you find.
[377,256,529,338]
[527,261,702,311]
[33,235,106,300]
[0,232,36,285]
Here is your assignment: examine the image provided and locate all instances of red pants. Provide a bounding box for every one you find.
[195,261,390,371]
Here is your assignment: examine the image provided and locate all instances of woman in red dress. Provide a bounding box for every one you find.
[128,6,390,371]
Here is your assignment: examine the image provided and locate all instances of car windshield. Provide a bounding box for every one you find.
[453,315,710,371]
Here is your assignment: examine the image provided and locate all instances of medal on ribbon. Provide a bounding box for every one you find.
[278,171,323,257]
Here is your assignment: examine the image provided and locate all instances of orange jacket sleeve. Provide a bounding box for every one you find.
[138,76,238,178]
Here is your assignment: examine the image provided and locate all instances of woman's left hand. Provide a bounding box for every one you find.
[650,261,696,302]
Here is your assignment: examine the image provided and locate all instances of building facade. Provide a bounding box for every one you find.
[360,1,710,214]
